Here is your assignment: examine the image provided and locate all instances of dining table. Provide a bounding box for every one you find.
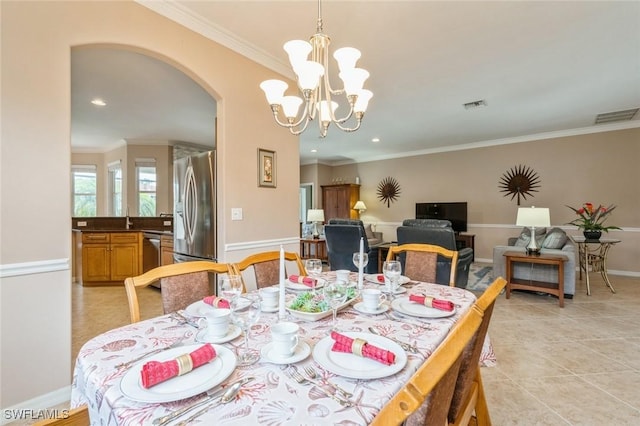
[70,272,496,425]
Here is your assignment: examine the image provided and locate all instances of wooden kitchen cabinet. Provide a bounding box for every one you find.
[81,232,142,286]
[160,234,174,265]
[321,184,360,220]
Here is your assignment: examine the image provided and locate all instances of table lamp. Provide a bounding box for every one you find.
[516,206,550,255]
[353,200,367,215]
[307,209,325,239]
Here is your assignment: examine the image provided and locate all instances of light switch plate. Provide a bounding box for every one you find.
[163,221,172,226]
[231,208,243,221]
[77,221,87,227]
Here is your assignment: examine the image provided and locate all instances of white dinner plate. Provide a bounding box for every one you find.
[312,332,407,379]
[195,325,242,344]
[364,274,411,285]
[261,341,311,365]
[381,286,407,295]
[119,344,236,403]
[391,296,457,319]
[286,278,325,291]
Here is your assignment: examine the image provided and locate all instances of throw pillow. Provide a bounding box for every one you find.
[514,227,547,247]
[364,224,375,239]
[542,227,568,249]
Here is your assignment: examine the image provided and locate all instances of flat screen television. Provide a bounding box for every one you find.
[415,202,468,233]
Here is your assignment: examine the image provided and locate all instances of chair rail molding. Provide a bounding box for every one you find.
[0,258,69,278]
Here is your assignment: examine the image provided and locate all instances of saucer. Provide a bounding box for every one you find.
[382,287,408,295]
[353,302,389,315]
[262,305,279,313]
[261,341,311,365]
[195,324,242,344]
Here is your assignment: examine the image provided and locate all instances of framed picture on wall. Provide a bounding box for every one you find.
[258,148,276,188]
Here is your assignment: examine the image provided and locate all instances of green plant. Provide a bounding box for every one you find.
[566,203,621,232]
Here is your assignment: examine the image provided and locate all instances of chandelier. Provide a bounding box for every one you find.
[259,0,372,138]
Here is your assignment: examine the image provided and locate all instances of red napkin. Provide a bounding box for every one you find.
[409,294,454,312]
[140,344,216,388]
[203,295,230,309]
[289,275,317,287]
[330,331,396,365]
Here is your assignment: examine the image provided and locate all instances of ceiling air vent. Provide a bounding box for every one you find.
[594,108,638,124]
[463,99,487,109]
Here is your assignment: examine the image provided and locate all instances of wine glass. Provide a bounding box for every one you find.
[323,280,348,330]
[219,275,243,300]
[230,294,261,366]
[383,260,402,297]
[304,258,323,293]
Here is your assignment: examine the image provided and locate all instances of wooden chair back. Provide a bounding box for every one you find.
[231,251,306,291]
[387,243,459,286]
[370,307,483,426]
[32,405,89,426]
[448,277,506,426]
[124,260,232,323]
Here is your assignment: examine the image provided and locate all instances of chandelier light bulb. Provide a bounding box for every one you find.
[333,47,361,72]
[281,96,304,119]
[354,89,373,113]
[317,100,338,123]
[296,61,325,91]
[260,80,288,105]
[284,39,312,71]
[339,68,370,96]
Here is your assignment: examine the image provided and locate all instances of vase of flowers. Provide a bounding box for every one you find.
[566,203,620,240]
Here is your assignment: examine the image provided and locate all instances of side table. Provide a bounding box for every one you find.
[504,251,566,307]
[300,238,327,262]
[570,236,620,295]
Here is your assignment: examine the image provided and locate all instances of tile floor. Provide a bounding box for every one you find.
[11,270,640,425]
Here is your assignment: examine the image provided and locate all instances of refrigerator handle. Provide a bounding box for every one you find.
[184,164,198,245]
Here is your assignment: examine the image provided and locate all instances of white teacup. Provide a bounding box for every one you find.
[362,288,387,312]
[336,269,351,283]
[260,287,279,310]
[198,309,230,338]
[270,321,300,358]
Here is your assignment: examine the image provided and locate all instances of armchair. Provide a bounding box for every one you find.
[396,219,473,288]
[324,219,379,273]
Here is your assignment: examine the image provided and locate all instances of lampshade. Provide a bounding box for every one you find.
[516,207,550,227]
[307,209,325,222]
[353,201,367,213]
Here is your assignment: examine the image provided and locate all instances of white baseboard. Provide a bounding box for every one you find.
[1,386,71,425]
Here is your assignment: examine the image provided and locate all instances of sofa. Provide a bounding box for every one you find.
[323,219,380,273]
[492,227,576,297]
[395,219,473,288]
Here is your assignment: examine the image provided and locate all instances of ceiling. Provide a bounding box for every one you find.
[72,1,640,165]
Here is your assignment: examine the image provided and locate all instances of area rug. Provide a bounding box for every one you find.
[466,263,495,293]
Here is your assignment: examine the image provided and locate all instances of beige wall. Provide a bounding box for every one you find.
[303,128,640,273]
[1,1,299,408]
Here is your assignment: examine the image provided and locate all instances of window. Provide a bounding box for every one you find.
[136,158,156,216]
[108,161,122,216]
[72,165,97,217]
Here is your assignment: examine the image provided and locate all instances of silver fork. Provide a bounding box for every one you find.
[302,365,353,398]
[286,369,352,407]
[115,338,184,370]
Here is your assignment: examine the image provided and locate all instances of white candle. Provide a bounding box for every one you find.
[358,237,364,290]
[279,245,286,320]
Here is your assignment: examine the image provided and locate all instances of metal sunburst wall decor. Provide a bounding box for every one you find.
[377,176,401,208]
[499,164,541,205]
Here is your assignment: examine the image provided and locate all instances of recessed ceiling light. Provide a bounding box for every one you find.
[311,149,318,153]
[371,137,380,143]
[91,98,106,106]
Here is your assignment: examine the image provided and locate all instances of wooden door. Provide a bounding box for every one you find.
[82,244,111,282]
[111,243,140,282]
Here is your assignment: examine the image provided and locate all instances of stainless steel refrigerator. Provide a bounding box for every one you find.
[173,151,216,263]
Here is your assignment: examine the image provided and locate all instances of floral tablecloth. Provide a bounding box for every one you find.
[71,276,495,425]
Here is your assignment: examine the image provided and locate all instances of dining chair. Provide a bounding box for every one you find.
[386,243,459,286]
[370,306,483,426]
[448,277,507,426]
[124,260,233,323]
[32,405,89,426]
[231,251,306,292]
